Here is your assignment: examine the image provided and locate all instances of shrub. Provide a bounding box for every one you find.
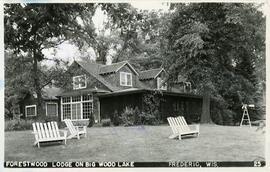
[133,107,141,125]
[119,106,160,126]
[57,121,66,129]
[210,99,225,125]
[93,122,102,127]
[112,110,121,126]
[88,112,95,127]
[5,117,66,131]
[139,112,158,125]
[142,92,164,124]
[217,109,234,126]
[256,120,265,133]
[72,120,88,126]
[44,116,59,123]
[120,107,137,126]
[101,118,111,127]
[5,108,12,120]
[5,119,34,131]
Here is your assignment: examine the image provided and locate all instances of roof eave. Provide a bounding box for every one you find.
[153,68,166,79]
[115,61,139,75]
[75,61,114,92]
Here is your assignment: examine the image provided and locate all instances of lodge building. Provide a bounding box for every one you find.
[21,60,204,124]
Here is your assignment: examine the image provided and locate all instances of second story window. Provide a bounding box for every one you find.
[120,72,132,86]
[157,77,167,90]
[73,75,87,90]
[184,82,192,92]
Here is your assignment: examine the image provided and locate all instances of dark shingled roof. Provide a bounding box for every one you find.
[99,61,127,74]
[99,61,138,75]
[76,60,103,75]
[42,86,63,100]
[75,61,120,91]
[62,60,201,98]
[139,68,164,80]
[76,60,139,91]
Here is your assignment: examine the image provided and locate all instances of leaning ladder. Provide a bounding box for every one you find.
[240,105,251,127]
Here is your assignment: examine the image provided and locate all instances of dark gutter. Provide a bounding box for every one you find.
[58,88,110,97]
[162,91,203,99]
[97,89,147,98]
[98,89,202,99]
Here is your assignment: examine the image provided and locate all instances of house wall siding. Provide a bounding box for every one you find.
[102,64,139,89]
[141,79,156,89]
[99,92,202,124]
[168,83,185,92]
[20,94,60,121]
[99,93,143,119]
[160,95,202,123]
[65,62,110,91]
[140,71,166,89]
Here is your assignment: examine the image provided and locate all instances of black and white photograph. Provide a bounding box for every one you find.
[1,0,268,169]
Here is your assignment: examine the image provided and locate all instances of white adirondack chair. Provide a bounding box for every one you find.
[167,116,199,140]
[64,119,87,139]
[32,121,67,148]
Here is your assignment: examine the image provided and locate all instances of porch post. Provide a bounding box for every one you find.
[92,93,101,123]
[97,97,101,123]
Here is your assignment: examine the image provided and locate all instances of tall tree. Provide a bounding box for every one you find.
[4,51,32,118]
[4,4,96,115]
[165,3,265,124]
[73,3,144,65]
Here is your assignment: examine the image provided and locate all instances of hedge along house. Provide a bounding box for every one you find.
[58,60,204,123]
[20,86,62,120]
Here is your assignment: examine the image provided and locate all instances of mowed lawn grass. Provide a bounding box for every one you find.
[5,124,264,162]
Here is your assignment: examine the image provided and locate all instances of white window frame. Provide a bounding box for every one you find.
[184,82,192,92]
[61,95,93,121]
[45,102,58,117]
[120,72,132,86]
[157,77,167,90]
[25,105,37,117]
[73,75,87,90]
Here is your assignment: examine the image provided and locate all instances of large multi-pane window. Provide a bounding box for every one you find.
[61,94,93,121]
[72,103,81,119]
[62,104,71,119]
[83,102,93,119]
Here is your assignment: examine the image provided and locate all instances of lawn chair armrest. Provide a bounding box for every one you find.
[59,129,68,138]
[75,126,87,131]
[189,124,200,132]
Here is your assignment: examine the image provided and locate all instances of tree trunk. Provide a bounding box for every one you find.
[33,51,43,117]
[95,43,108,65]
[200,89,212,123]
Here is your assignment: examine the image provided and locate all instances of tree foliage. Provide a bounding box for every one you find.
[4,3,96,115]
[165,3,265,124]
[4,3,265,125]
